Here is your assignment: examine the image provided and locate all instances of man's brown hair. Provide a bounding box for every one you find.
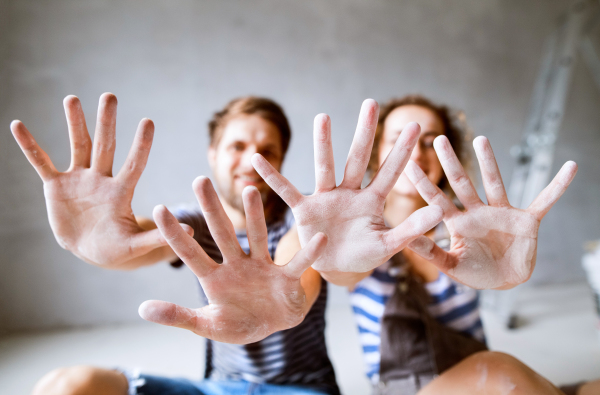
[208,96,292,157]
[368,94,472,196]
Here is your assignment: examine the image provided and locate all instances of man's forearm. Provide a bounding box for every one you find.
[299,268,322,314]
[275,226,322,315]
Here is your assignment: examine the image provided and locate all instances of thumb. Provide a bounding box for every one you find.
[408,235,455,271]
[180,223,195,237]
[284,232,328,278]
[130,224,194,252]
[138,300,215,338]
[384,205,444,255]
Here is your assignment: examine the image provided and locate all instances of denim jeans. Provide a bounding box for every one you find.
[131,374,330,395]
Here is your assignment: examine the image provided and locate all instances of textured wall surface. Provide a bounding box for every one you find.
[1,0,599,331]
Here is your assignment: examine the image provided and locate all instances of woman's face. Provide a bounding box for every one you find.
[378,105,445,198]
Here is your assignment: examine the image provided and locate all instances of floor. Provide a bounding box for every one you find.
[1,282,599,395]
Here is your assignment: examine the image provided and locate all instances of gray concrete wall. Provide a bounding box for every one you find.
[1,0,599,332]
[0,0,12,330]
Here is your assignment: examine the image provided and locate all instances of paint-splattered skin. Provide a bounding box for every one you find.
[252,100,444,273]
[419,351,566,394]
[406,135,578,290]
[141,178,328,344]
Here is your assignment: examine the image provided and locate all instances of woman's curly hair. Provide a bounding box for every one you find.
[368,94,473,198]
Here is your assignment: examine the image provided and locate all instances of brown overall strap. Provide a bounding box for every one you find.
[377,254,487,393]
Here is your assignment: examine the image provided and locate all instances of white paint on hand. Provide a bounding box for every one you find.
[476,362,488,390]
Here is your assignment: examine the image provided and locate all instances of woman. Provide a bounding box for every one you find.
[350,95,485,389]
[251,95,588,394]
[350,95,595,395]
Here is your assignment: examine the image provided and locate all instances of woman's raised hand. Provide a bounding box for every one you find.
[139,177,328,344]
[251,99,443,273]
[405,135,577,290]
[10,93,176,269]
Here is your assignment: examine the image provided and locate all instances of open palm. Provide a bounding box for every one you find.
[251,99,443,273]
[10,94,171,268]
[139,177,327,344]
[405,135,577,290]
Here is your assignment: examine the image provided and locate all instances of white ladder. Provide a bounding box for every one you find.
[493,0,600,329]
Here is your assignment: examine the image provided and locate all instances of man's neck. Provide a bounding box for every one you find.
[220,198,247,230]
[219,198,276,231]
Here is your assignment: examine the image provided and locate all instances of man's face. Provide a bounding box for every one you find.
[208,114,284,213]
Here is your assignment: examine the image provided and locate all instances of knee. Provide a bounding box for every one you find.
[32,366,96,395]
[31,366,127,395]
[422,351,561,395]
[460,351,557,394]
[467,351,528,376]
[465,350,521,367]
[461,351,527,381]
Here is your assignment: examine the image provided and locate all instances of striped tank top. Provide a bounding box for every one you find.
[171,204,340,394]
[350,228,485,384]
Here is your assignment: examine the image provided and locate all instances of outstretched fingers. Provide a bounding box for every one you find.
[63,95,92,169]
[340,99,379,189]
[243,186,270,261]
[153,204,218,278]
[91,93,118,176]
[369,122,420,199]
[404,160,460,218]
[434,135,482,209]
[473,136,509,206]
[251,154,304,208]
[527,161,578,221]
[313,114,336,191]
[193,176,243,258]
[117,118,154,185]
[383,205,444,256]
[10,120,58,181]
[284,232,328,279]
[407,236,456,272]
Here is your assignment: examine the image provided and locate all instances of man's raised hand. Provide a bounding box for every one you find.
[406,135,577,290]
[10,93,180,269]
[251,99,443,273]
[139,177,327,344]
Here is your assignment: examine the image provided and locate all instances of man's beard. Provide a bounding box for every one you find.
[218,182,287,224]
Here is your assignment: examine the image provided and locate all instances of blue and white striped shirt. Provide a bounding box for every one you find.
[350,233,485,383]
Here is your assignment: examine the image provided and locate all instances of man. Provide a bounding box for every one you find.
[12,93,339,395]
